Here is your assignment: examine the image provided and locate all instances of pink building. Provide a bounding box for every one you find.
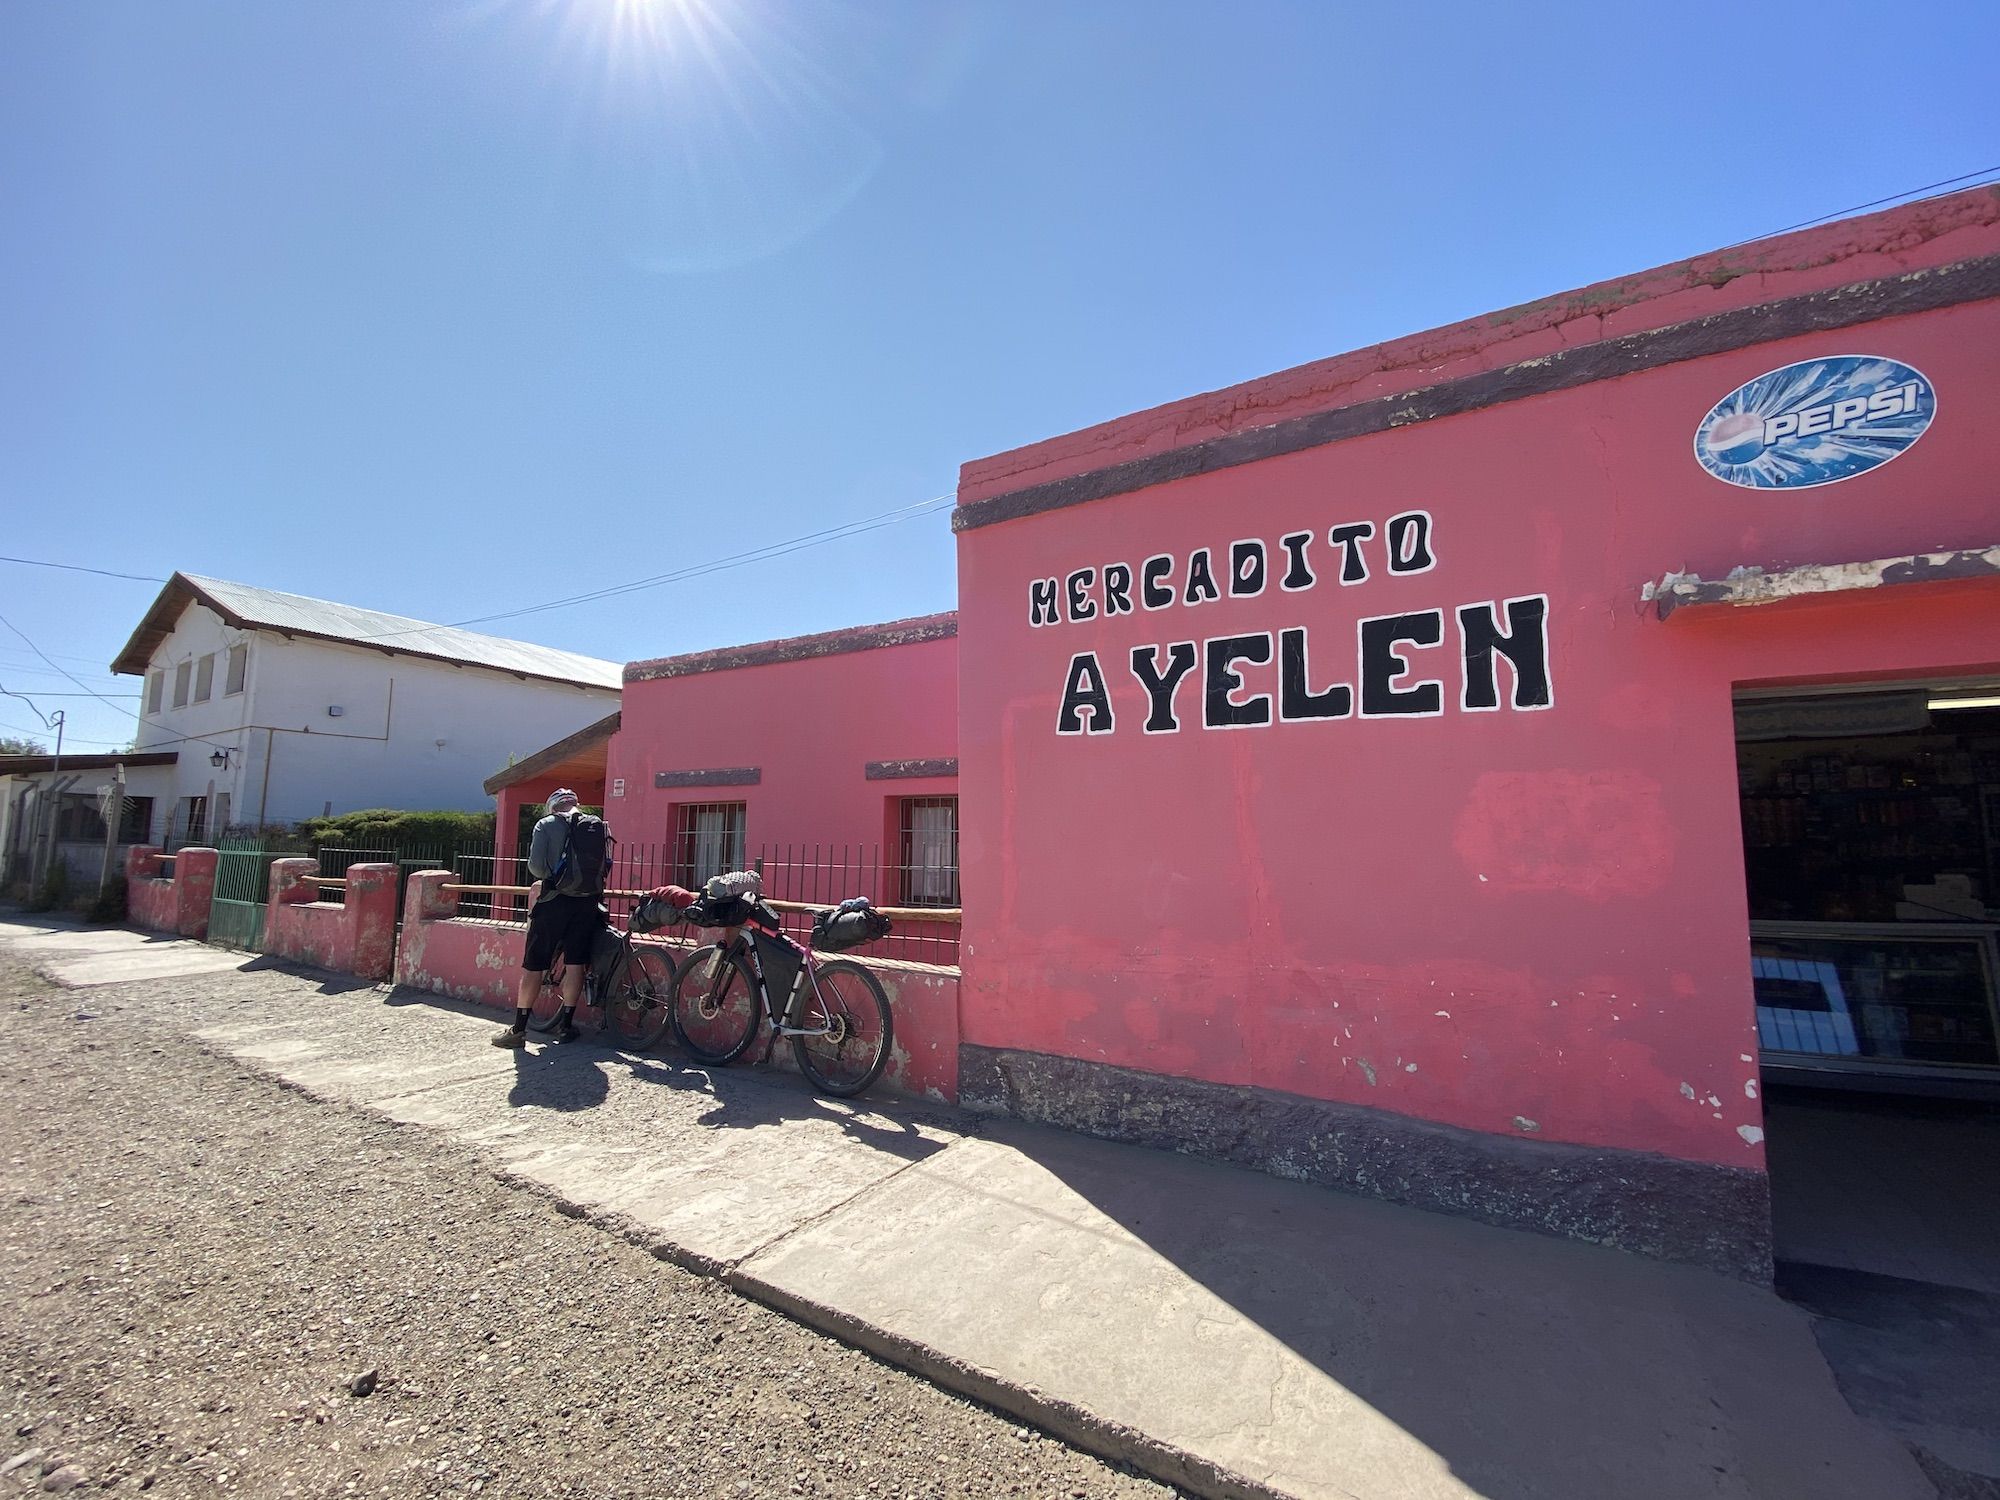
[604,614,960,953]
[950,187,2000,1278]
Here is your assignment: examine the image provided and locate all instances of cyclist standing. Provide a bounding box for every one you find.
[492,787,611,1048]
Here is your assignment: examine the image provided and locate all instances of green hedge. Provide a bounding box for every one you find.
[293,809,496,850]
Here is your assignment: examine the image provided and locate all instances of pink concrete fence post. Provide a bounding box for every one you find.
[171,848,218,940]
[125,845,173,935]
[263,858,396,982]
[123,844,215,940]
[343,864,398,982]
[394,868,528,1009]
[269,857,318,909]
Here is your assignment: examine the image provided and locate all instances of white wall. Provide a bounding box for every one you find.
[127,604,617,827]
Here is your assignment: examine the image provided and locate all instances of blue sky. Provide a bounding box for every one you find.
[2,0,1995,753]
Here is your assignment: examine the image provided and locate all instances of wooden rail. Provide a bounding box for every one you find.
[436,882,960,925]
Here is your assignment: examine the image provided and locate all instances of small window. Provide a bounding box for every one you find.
[899,796,959,907]
[672,802,746,888]
[145,670,164,714]
[172,661,192,708]
[120,796,154,843]
[194,654,215,703]
[225,643,248,695]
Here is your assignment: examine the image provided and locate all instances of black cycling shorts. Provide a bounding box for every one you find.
[523,893,605,971]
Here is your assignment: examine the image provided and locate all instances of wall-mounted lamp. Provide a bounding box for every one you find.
[210,748,232,770]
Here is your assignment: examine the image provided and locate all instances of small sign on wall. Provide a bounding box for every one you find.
[611,778,626,798]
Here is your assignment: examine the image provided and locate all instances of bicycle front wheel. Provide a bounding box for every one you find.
[791,959,892,1098]
[523,970,567,1033]
[604,943,676,1051]
[670,944,761,1065]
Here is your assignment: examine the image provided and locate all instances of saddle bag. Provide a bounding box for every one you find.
[811,902,894,953]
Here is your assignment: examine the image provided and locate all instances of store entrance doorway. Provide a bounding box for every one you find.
[1735,681,2000,1094]
[1734,681,2000,1484]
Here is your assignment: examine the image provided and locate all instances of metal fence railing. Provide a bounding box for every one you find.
[199,827,961,969]
[754,842,960,968]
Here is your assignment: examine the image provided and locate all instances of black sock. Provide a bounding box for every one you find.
[511,1007,531,1031]
[553,1004,574,1022]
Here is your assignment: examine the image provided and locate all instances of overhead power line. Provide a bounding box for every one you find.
[0,489,958,652]
[0,555,166,584]
[0,612,143,723]
[1728,164,2000,248]
[0,613,230,756]
[345,490,957,643]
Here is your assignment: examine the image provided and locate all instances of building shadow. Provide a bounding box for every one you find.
[233,953,383,996]
[958,1117,1922,1500]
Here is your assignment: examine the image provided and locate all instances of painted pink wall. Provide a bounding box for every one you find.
[607,625,958,884]
[263,858,397,981]
[397,870,530,1008]
[125,844,216,940]
[954,190,2000,1173]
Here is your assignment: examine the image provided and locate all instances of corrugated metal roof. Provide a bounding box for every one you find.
[112,574,623,691]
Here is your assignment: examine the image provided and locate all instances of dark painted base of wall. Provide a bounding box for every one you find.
[959,1044,1774,1283]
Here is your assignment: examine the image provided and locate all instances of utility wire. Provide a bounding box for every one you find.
[0,611,232,754]
[1727,165,2000,249]
[0,555,165,584]
[0,612,141,722]
[346,491,956,643]
[0,488,956,653]
[0,683,57,729]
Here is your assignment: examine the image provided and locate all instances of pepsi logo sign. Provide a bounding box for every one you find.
[1694,355,1936,489]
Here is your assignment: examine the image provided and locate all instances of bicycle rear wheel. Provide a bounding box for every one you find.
[791,959,892,1098]
[603,943,676,1051]
[669,944,761,1065]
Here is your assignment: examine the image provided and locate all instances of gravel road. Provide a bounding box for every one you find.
[0,949,1176,1499]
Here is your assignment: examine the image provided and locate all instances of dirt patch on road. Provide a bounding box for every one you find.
[0,954,1174,1499]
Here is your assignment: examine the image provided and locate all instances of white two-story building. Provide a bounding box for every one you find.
[5,572,622,880]
[107,572,623,843]
[3,573,622,865]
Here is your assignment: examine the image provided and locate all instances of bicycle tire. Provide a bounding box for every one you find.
[790,959,893,1098]
[669,944,761,1065]
[603,943,676,1051]
[522,970,568,1034]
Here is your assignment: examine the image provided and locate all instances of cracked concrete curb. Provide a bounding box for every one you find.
[726,1269,1287,1500]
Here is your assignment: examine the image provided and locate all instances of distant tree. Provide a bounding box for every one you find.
[0,736,48,756]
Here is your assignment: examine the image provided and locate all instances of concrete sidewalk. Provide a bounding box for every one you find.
[6,915,1933,1500]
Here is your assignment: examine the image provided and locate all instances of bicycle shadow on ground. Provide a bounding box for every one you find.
[664,1053,955,1163]
[368,984,956,1154]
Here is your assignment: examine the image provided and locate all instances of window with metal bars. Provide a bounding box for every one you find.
[57,794,153,845]
[898,796,959,907]
[672,802,746,887]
